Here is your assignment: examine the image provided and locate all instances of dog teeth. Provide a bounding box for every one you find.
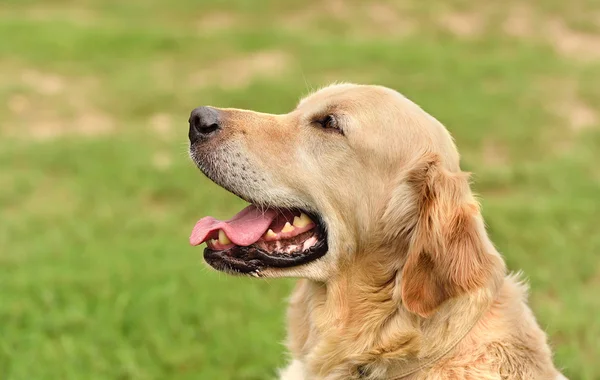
[264,229,277,239]
[281,222,295,233]
[292,213,313,228]
[218,230,231,245]
[303,236,318,250]
[209,239,218,246]
[250,271,260,278]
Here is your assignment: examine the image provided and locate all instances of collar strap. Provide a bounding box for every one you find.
[391,298,491,379]
[358,295,492,380]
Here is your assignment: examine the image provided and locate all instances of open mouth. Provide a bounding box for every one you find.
[190,205,328,275]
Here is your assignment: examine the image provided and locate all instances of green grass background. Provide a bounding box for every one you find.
[1,1,599,379]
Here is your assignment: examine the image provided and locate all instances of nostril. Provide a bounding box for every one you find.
[200,122,220,134]
[190,114,201,130]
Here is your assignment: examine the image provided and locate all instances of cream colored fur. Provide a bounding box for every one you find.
[196,84,566,379]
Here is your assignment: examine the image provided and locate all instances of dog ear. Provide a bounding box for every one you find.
[399,154,503,318]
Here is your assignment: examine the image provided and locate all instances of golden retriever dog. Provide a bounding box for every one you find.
[188,84,566,379]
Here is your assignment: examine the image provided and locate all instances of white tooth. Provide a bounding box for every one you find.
[210,239,218,246]
[293,213,313,228]
[264,229,277,239]
[281,222,295,233]
[250,271,260,278]
[218,230,231,245]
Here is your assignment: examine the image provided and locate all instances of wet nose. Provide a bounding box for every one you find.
[189,106,221,143]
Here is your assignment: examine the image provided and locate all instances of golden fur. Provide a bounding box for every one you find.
[196,84,566,379]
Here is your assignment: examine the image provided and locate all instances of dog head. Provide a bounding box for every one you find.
[189,83,503,315]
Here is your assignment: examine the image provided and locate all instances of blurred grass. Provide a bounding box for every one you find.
[1,1,599,379]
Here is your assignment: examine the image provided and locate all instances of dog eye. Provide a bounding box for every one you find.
[322,115,337,129]
[317,115,343,134]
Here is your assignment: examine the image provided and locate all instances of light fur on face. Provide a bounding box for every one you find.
[192,84,566,379]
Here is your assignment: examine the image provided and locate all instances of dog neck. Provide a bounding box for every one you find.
[382,290,494,379]
[285,257,499,379]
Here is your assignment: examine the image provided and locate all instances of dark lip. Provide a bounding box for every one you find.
[203,217,329,274]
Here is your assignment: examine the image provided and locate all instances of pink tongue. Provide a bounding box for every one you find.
[189,205,278,247]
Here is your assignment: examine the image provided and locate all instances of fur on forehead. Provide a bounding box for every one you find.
[296,82,461,171]
[296,82,359,107]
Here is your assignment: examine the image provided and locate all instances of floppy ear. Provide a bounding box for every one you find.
[400,154,503,318]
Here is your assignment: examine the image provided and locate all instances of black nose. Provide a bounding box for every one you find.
[189,106,221,143]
